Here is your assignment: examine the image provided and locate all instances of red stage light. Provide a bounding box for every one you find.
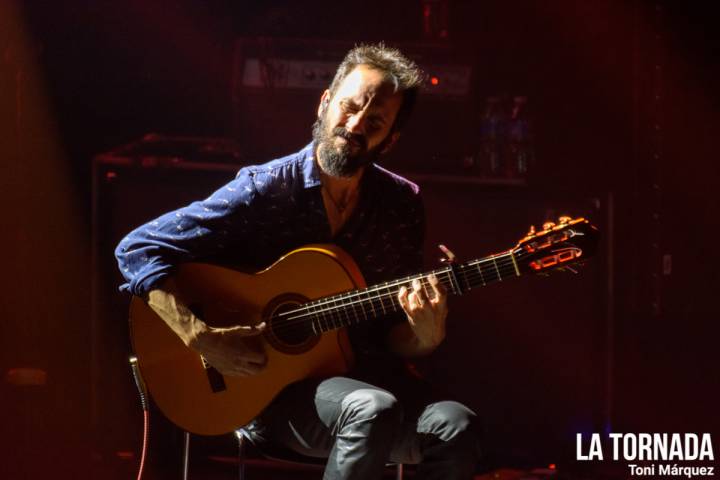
[430,76,440,86]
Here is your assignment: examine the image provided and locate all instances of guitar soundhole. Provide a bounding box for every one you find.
[264,295,321,355]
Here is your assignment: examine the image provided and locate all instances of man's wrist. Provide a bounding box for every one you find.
[187,322,210,349]
[387,321,442,357]
[412,332,440,353]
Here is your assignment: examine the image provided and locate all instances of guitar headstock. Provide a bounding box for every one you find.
[513,217,599,275]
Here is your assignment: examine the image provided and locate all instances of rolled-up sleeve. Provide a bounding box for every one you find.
[115,167,258,296]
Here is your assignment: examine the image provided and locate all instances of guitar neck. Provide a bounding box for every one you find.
[276,250,521,335]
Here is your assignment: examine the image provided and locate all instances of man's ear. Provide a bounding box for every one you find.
[381,131,401,154]
[317,90,331,117]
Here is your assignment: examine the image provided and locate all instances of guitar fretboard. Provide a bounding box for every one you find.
[271,250,522,337]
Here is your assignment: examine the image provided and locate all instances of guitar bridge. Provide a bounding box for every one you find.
[201,356,227,393]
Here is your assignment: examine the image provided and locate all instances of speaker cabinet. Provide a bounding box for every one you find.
[91,153,243,479]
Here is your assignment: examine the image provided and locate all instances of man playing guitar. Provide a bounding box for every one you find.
[116,43,480,480]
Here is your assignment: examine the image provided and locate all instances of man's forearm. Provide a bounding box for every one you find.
[146,277,207,347]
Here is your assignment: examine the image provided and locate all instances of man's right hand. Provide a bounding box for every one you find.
[189,323,267,377]
[147,277,268,377]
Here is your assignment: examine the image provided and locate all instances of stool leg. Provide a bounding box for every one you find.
[395,463,403,480]
[235,430,246,480]
[237,431,246,480]
[182,431,191,480]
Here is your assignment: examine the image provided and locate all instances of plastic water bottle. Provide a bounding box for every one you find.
[506,96,534,178]
[479,96,505,177]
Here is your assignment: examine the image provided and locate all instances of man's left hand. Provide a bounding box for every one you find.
[398,274,448,351]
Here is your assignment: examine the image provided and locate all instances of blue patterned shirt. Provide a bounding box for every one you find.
[115,142,425,359]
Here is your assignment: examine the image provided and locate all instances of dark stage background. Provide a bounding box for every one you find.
[1,1,718,479]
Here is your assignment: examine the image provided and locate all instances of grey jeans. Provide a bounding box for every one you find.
[248,376,480,480]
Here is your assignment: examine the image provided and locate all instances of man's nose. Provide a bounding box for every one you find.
[345,112,366,135]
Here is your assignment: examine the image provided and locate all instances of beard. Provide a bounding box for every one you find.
[312,113,389,178]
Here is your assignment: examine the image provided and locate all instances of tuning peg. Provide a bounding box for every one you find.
[558,216,572,224]
[527,225,536,236]
[542,221,556,231]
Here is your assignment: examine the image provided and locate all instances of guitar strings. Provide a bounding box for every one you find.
[271,252,525,332]
[268,252,526,336]
[269,264,522,337]
[273,251,522,323]
[269,252,527,335]
[275,249,526,319]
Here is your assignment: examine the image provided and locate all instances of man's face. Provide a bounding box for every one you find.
[313,65,403,178]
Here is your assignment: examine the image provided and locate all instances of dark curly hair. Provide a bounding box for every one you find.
[327,43,425,132]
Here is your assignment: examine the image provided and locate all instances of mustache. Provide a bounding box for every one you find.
[332,127,367,151]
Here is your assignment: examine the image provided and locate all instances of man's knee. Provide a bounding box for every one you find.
[340,388,403,426]
[416,401,481,476]
[418,401,477,442]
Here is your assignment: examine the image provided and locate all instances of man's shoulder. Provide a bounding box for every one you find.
[369,163,421,197]
[242,146,308,176]
[237,144,317,194]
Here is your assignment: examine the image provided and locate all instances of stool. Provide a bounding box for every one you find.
[181,429,404,479]
[235,429,404,480]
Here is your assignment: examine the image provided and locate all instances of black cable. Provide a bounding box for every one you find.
[129,356,150,480]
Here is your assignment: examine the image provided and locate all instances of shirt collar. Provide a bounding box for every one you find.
[300,142,322,189]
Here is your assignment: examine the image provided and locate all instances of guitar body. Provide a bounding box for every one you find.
[130,245,364,435]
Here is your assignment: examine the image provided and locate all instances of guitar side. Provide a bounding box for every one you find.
[129,245,364,436]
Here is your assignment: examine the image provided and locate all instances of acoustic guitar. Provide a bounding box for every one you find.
[129,216,599,435]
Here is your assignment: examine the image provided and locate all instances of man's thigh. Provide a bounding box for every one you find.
[250,375,472,466]
[252,376,398,458]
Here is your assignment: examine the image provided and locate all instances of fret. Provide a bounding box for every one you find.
[509,251,521,277]
[389,282,401,313]
[349,293,359,324]
[332,296,344,329]
[386,284,398,312]
[381,284,392,314]
[334,294,346,327]
[365,289,377,318]
[317,301,326,334]
[419,276,430,299]
[307,302,319,335]
[391,282,401,310]
[438,272,450,294]
[491,256,502,281]
[323,303,333,332]
[379,283,389,314]
[347,292,360,324]
[315,302,327,332]
[356,292,370,321]
[322,303,334,332]
[458,265,471,292]
[352,292,364,323]
[341,293,355,326]
[475,262,487,286]
[445,269,460,295]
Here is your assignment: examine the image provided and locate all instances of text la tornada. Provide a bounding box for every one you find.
[576,433,714,461]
